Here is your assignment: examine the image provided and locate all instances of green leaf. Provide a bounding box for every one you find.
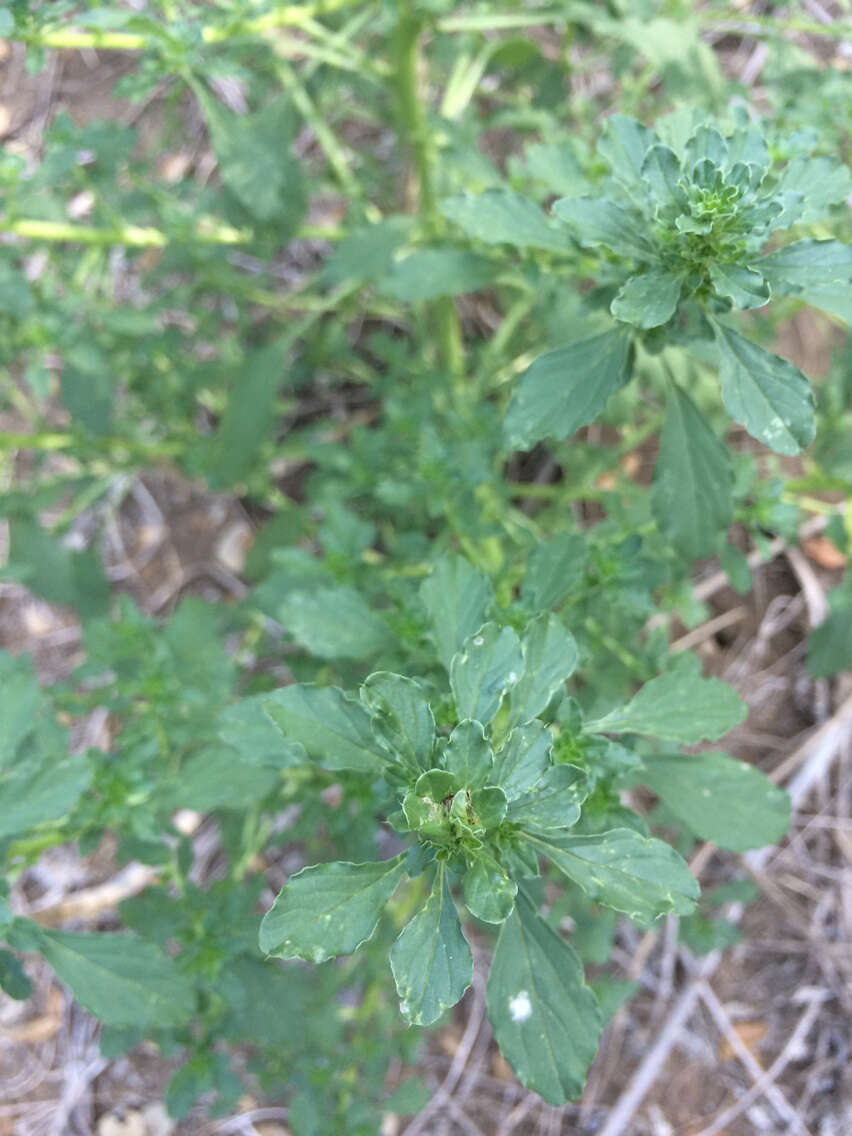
[441,720,493,789]
[509,614,578,726]
[684,124,728,169]
[0,753,92,840]
[259,855,407,961]
[8,518,110,618]
[360,672,436,773]
[218,695,305,769]
[642,752,790,852]
[380,249,496,301]
[507,765,587,833]
[390,864,472,1026]
[552,196,655,261]
[463,852,517,924]
[486,891,602,1105]
[641,144,686,209]
[203,93,305,225]
[421,556,494,672]
[60,364,114,435]
[491,722,553,801]
[536,829,699,922]
[439,189,572,252]
[598,114,660,200]
[523,141,590,197]
[807,596,852,678]
[204,343,286,488]
[277,585,393,660]
[28,928,195,1030]
[708,263,770,310]
[450,623,523,725]
[159,746,279,813]
[652,382,733,560]
[713,322,816,455]
[323,216,412,285]
[0,653,42,765]
[775,156,852,225]
[584,655,746,743]
[720,541,752,594]
[0,949,32,1000]
[504,327,633,448]
[759,239,852,323]
[470,785,508,830]
[263,684,387,774]
[521,532,586,610]
[611,269,683,329]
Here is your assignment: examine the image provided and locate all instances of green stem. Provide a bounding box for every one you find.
[18,0,366,51]
[3,217,249,246]
[392,5,464,389]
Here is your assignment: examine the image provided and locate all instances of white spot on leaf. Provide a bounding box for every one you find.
[473,636,484,647]
[509,990,532,1022]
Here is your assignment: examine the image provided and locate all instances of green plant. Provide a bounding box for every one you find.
[1,1,850,1127]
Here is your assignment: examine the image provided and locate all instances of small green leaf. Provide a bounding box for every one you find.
[720,541,752,594]
[463,852,517,924]
[611,270,683,329]
[470,785,508,830]
[641,144,686,209]
[389,864,472,1026]
[505,327,633,449]
[441,720,493,789]
[521,532,586,611]
[491,721,553,801]
[28,928,196,1029]
[552,196,655,261]
[708,263,770,310]
[508,764,587,833]
[584,655,746,743]
[450,623,523,725]
[684,123,728,169]
[263,685,387,774]
[652,382,733,560]
[598,114,660,200]
[439,189,572,252]
[278,585,393,660]
[259,855,407,961]
[536,829,699,922]
[361,672,436,773]
[713,322,816,455]
[486,891,602,1105]
[509,614,577,727]
[642,752,790,852]
[421,556,494,672]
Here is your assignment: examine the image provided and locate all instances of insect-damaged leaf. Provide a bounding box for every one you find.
[584,655,746,743]
[259,855,407,962]
[533,829,699,923]
[390,863,473,1026]
[486,891,602,1105]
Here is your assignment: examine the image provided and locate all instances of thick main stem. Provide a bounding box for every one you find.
[393,6,464,388]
